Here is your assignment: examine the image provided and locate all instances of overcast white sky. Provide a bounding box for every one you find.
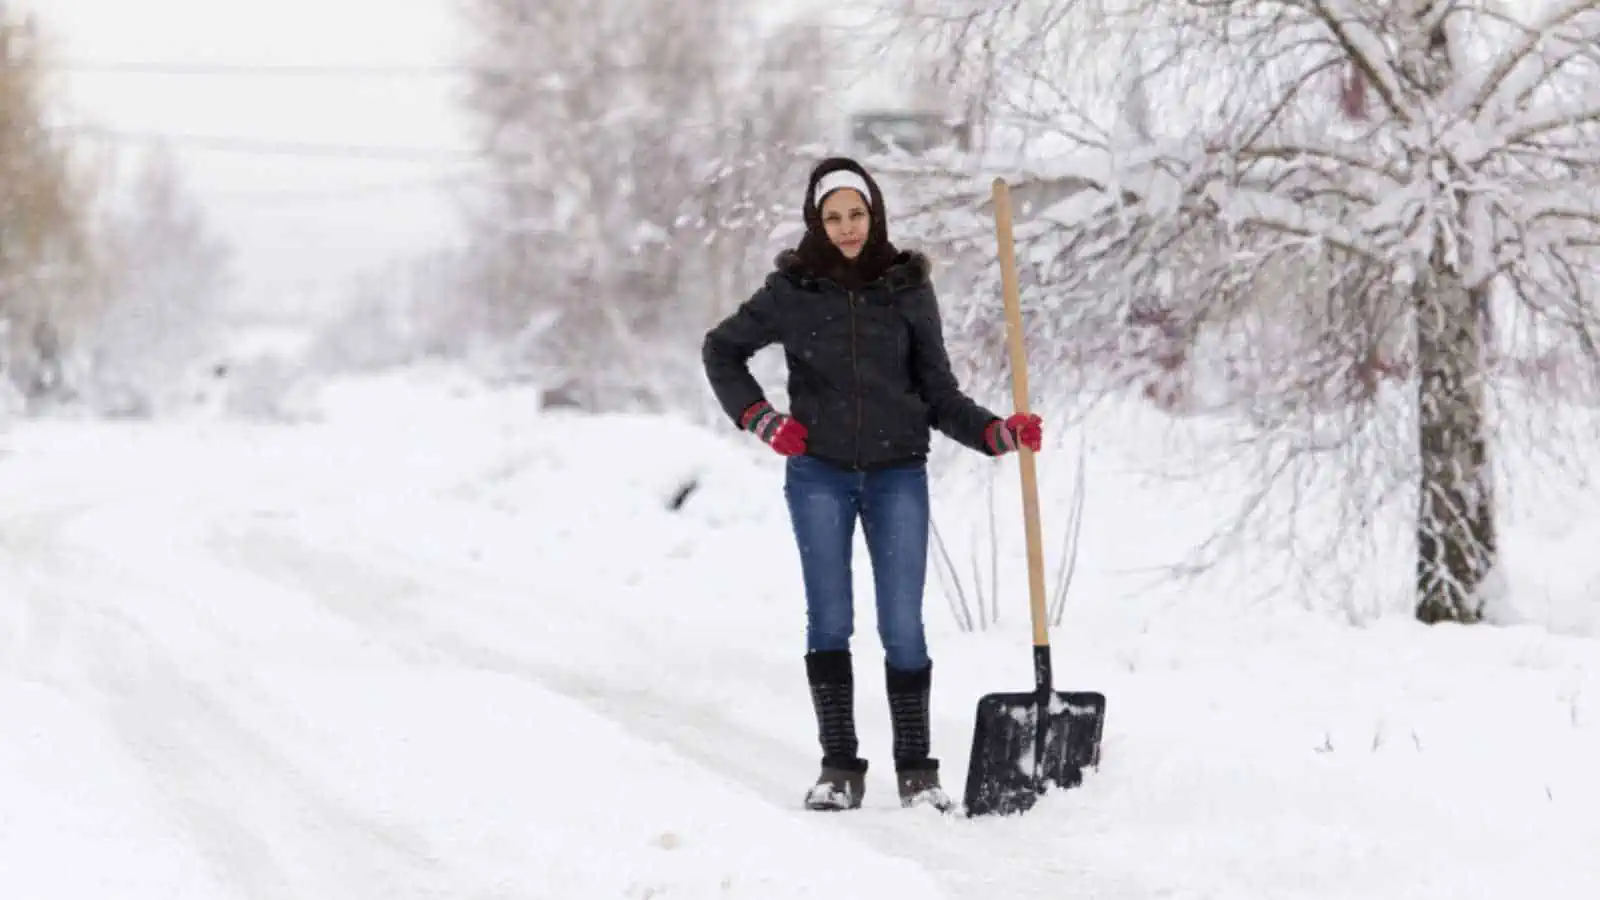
[16,0,930,322]
[18,0,477,317]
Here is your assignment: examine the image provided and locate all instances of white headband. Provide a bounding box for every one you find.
[813,170,873,209]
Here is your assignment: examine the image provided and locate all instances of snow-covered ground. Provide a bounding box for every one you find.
[2,365,1598,898]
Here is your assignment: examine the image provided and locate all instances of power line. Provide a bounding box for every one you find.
[43,62,477,77]
[45,111,823,162]
[50,124,483,163]
[27,59,836,78]
[206,175,476,205]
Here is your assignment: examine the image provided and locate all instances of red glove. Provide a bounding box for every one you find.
[741,401,808,456]
[985,412,1042,455]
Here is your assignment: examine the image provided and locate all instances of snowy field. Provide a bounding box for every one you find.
[2,365,1598,898]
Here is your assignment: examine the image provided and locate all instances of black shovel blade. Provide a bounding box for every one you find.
[963,689,1106,817]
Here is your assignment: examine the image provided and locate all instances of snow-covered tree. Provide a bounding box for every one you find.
[458,0,827,411]
[0,11,95,406]
[302,248,467,373]
[80,146,232,415]
[894,0,1600,624]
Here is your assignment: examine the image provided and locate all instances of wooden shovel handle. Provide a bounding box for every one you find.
[991,178,1050,648]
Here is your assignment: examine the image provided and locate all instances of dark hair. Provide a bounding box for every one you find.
[794,156,898,288]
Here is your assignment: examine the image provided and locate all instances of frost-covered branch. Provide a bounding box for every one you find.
[1201,184,1377,258]
[1468,0,1600,118]
[1236,141,1408,185]
[1304,0,1417,122]
[1501,100,1600,146]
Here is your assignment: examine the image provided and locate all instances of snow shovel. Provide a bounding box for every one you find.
[962,178,1106,818]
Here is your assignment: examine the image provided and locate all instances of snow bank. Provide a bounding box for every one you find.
[1496,516,1600,637]
[303,362,543,430]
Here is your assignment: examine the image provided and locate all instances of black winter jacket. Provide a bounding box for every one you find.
[702,248,1000,470]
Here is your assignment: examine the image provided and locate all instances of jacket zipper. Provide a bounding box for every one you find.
[849,291,862,468]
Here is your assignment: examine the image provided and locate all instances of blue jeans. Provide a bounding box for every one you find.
[783,455,931,672]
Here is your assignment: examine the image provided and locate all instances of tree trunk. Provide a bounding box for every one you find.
[1413,259,1495,624]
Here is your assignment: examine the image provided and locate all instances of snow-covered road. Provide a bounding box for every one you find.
[0,410,951,898]
[3,371,1599,898]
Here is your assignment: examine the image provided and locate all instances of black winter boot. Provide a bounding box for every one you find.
[804,649,867,810]
[886,660,953,812]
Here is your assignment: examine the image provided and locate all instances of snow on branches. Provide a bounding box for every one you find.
[892,0,1600,622]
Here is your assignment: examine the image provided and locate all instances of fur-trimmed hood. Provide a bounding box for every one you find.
[785,156,905,291]
[772,247,934,295]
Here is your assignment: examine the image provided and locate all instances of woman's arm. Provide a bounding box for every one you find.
[702,283,782,426]
[906,286,1003,454]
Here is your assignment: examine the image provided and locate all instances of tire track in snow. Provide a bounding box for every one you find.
[4,500,517,900]
[0,500,109,683]
[212,527,815,796]
[218,519,1130,900]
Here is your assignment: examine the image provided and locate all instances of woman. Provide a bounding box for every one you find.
[701,157,1042,812]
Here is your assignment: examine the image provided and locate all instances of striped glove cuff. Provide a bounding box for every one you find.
[983,418,1017,455]
[741,400,785,443]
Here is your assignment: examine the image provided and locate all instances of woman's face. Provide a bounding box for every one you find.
[820,189,870,259]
